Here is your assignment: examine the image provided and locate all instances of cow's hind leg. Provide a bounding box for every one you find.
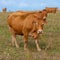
[12,34,19,48]
[23,33,28,51]
[9,27,19,48]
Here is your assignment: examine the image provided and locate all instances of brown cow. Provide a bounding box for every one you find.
[2,8,7,12]
[45,7,57,13]
[7,10,47,51]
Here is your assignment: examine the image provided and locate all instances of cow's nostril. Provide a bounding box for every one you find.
[37,30,43,34]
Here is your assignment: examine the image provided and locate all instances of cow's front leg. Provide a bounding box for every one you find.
[23,34,28,51]
[35,39,41,51]
[33,33,41,51]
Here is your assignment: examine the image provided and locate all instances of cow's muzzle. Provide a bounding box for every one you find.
[43,16,46,20]
[37,30,43,34]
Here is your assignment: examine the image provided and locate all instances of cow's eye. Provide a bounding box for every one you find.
[33,21,38,25]
[35,22,38,25]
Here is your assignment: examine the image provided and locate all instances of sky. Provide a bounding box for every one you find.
[0,0,60,12]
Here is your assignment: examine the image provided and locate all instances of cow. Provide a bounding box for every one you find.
[7,10,47,51]
[2,8,7,12]
[45,7,57,13]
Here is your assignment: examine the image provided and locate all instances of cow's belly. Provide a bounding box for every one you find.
[11,22,23,35]
[14,26,23,35]
[10,19,24,35]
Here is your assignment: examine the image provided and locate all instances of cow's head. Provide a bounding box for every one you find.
[42,9,48,22]
[33,16,46,34]
[36,10,47,24]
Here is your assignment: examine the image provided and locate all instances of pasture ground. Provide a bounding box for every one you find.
[0,11,60,60]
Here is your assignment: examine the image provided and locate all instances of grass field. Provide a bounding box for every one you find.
[0,11,60,60]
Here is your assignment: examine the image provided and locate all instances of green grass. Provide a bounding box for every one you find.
[0,11,60,60]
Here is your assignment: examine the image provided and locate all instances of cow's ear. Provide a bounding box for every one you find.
[43,9,46,11]
[43,9,48,13]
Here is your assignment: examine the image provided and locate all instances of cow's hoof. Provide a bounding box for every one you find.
[16,45,19,48]
[37,48,41,52]
[24,48,29,51]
